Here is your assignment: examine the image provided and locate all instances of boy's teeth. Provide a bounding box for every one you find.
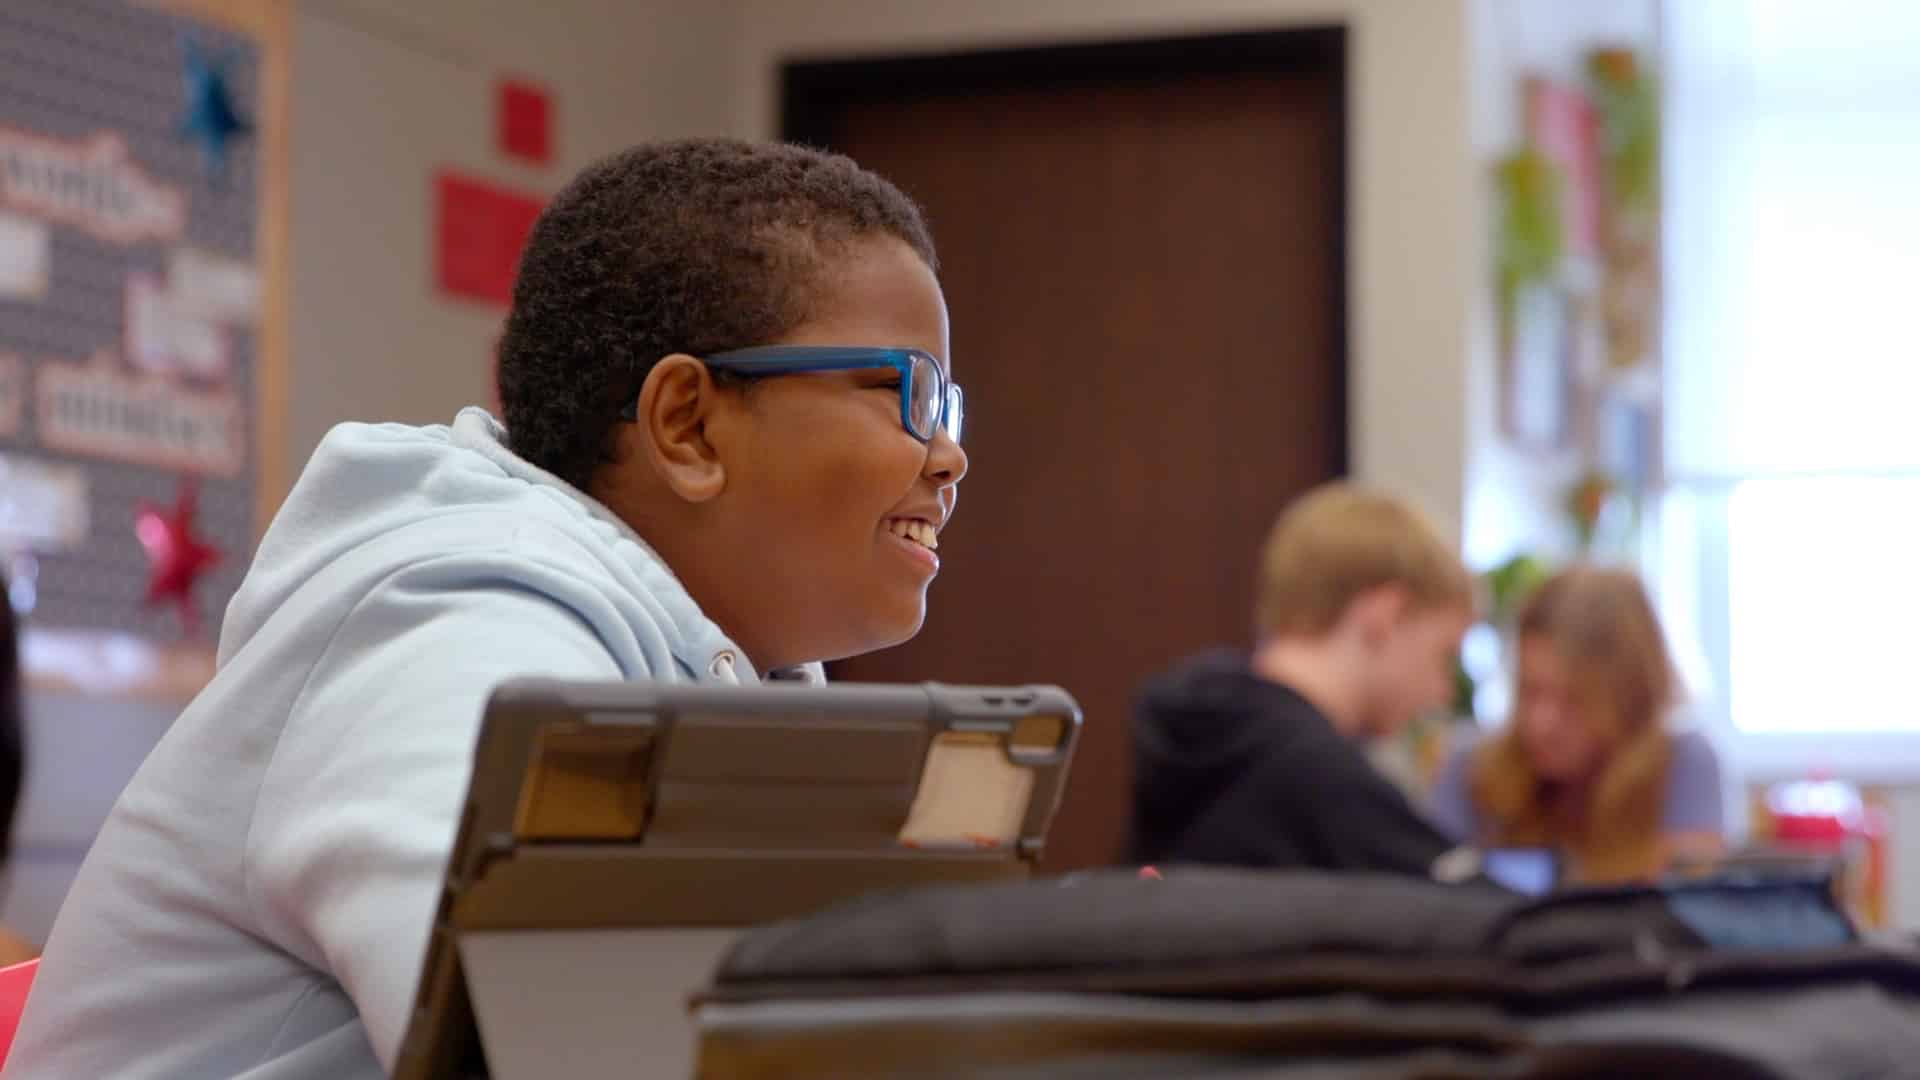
[889,519,938,551]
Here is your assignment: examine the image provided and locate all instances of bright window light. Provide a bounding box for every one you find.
[1726,477,1920,733]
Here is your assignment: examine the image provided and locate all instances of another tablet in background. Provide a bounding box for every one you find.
[1482,848,1560,896]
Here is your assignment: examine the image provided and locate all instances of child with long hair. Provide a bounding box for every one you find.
[1428,566,1725,883]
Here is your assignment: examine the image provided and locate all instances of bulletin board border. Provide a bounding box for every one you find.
[21,0,289,703]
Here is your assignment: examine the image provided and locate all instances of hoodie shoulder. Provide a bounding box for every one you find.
[220,412,721,676]
[1133,650,1276,765]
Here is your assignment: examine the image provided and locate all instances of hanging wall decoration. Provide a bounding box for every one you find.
[1490,44,1663,557]
[0,1,260,642]
[1587,47,1664,497]
[1495,146,1565,448]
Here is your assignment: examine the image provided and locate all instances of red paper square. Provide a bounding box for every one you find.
[497,79,552,165]
[435,171,544,307]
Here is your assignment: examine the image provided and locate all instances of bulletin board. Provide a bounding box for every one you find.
[1,0,288,699]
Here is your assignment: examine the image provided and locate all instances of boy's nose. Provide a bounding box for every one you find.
[926,430,968,485]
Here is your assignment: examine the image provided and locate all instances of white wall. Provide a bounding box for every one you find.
[282,0,740,499]
[729,0,1477,540]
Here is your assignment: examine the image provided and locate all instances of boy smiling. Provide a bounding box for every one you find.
[11,139,966,1079]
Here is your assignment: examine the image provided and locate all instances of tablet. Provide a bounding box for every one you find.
[1481,848,1561,897]
[391,677,1082,1080]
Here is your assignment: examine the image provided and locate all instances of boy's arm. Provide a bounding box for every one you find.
[1282,737,1461,878]
[244,563,634,1071]
[1424,740,1481,844]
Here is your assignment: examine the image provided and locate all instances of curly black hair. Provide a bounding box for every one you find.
[496,137,937,490]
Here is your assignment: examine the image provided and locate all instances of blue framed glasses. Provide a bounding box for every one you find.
[620,346,964,444]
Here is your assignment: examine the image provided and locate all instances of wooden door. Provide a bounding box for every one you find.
[787,31,1348,868]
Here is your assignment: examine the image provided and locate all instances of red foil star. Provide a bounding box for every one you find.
[136,479,222,633]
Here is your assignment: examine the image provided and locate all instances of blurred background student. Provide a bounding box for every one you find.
[1130,484,1474,877]
[1428,566,1725,883]
[0,576,35,965]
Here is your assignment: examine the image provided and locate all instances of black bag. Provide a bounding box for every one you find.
[692,867,1920,1078]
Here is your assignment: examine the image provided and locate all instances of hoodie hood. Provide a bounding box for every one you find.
[1133,649,1294,770]
[218,407,821,685]
[1131,649,1323,858]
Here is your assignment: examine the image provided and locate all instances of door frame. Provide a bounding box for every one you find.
[780,26,1351,475]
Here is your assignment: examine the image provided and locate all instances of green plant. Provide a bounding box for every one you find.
[1495,147,1566,331]
[1486,552,1553,626]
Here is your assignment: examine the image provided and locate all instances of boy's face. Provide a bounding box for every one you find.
[1360,596,1470,738]
[711,236,966,666]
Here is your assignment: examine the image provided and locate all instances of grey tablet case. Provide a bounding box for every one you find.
[391,678,1082,1079]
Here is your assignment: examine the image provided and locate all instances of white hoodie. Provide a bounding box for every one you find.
[6,409,818,1078]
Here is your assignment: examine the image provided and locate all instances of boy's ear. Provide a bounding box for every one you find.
[636,354,726,503]
[1349,584,1412,649]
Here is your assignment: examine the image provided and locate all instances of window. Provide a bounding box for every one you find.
[1662,1,1920,768]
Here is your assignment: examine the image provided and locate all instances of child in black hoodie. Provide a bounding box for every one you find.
[1131,484,1474,878]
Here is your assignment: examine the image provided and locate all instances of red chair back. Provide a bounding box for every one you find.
[0,958,39,1067]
